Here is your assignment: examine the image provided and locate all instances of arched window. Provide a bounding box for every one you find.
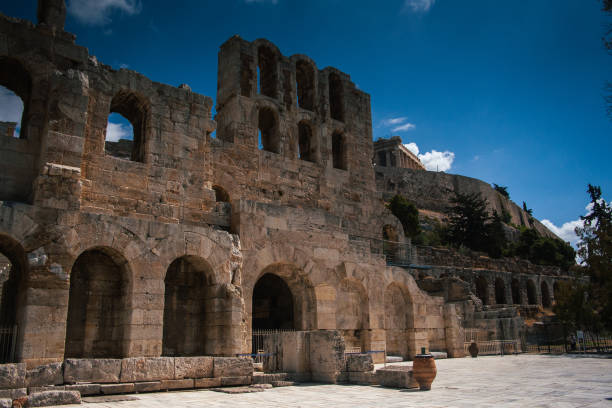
[253,273,294,330]
[329,72,344,122]
[298,121,315,162]
[527,280,537,305]
[475,276,489,305]
[213,185,230,202]
[511,279,521,304]
[332,131,347,170]
[258,107,280,153]
[495,278,506,305]
[295,60,315,111]
[106,90,148,162]
[541,281,551,308]
[0,57,31,139]
[257,46,277,98]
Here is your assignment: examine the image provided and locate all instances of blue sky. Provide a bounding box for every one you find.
[1,0,611,245]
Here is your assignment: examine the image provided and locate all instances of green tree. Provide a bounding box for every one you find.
[484,211,508,258]
[493,184,509,198]
[387,195,421,238]
[575,184,612,331]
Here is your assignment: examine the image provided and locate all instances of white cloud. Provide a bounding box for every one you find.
[419,150,454,171]
[105,121,133,142]
[403,142,419,156]
[392,122,416,132]
[68,0,142,26]
[403,0,436,13]
[382,117,408,126]
[541,219,583,247]
[402,141,454,171]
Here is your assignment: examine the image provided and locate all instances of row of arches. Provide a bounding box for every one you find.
[257,107,347,169]
[244,45,344,121]
[474,275,555,307]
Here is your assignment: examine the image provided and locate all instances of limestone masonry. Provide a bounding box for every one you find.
[0,0,572,393]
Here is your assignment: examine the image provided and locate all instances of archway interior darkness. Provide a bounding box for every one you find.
[65,249,127,358]
[475,276,488,305]
[527,280,537,305]
[295,60,314,111]
[332,131,346,170]
[298,121,314,162]
[511,279,521,304]
[252,273,294,330]
[163,257,210,356]
[258,107,279,153]
[541,282,551,308]
[495,278,506,305]
[328,73,344,122]
[257,46,277,98]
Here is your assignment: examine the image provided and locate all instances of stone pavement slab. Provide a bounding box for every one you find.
[51,354,612,407]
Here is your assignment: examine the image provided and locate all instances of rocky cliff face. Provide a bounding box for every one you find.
[375,166,557,239]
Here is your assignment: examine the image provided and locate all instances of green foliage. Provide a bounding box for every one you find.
[509,226,575,269]
[522,201,533,216]
[493,184,509,198]
[445,191,507,258]
[387,195,421,238]
[413,218,448,247]
[553,281,597,332]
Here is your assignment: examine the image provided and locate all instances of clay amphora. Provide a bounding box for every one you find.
[413,353,437,391]
[468,341,479,358]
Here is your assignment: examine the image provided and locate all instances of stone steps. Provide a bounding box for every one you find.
[252,373,288,384]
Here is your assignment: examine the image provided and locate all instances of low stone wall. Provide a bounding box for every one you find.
[0,356,253,405]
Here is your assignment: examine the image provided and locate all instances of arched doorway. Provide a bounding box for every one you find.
[65,248,129,358]
[527,280,537,305]
[541,281,551,308]
[163,256,212,356]
[511,279,521,304]
[336,279,368,351]
[252,273,294,330]
[495,278,506,305]
[0,235,27,363]
[384,283,414,359]
[475,276,489,305]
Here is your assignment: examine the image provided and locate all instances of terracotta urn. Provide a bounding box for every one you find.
[468,341,479,358]
[413,351,437,391]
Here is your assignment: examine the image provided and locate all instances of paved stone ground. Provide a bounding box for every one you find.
[57,354,612,407]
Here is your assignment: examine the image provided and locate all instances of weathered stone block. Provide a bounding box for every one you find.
[26,391,81,407]
[194,377,221,388]
[345,354,374,372]
[0,388,26,399]
[120,357,175,382]
[270,380,295,387]
[26,363,63,387]
[348,371,376,385]
[133,381,161,393]
[159,379,194,390]
[220,376,251,386]
[63,359,121,384]
[213,357,253,378]
[0,398,11,408]
[65,383,100,396]
[100,383,135,395]
[375,366,418,389]
[174,357,213,379]
[27,386,64,394]
[0,363,26,388]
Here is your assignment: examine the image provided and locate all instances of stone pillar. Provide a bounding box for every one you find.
[37,0,66,32]
[443,304,465,357]
[362,329,385,363]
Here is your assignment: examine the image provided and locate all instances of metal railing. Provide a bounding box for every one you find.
[0,325,17,363]
[251,329,296,363]
[464,328,522,355]
[366,237,413,266]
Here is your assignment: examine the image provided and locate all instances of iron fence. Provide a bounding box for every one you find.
[464,328,522,355]
[0,325,17,363]
[251,329,296,363]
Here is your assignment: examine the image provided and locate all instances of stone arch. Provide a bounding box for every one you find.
[106,89,149,162]
[541,281,551,308]
[65,246,131,358]
[495,277,507,305]
[511,278,521,304]
[162,256,214,356]
[212,185,230,202]
[297,120,316,162]
[383,282,414,359]
[475,275,489,306]
[258,106,280,154]
[295,59,315,111]
[336,278,368,350]
[328,72,344,122]
[257,45,278,98]
[253,273,294,330]
[527,279,537,305]
[331,130,347,170]
[248,263,316,332]
[0,234,28,363]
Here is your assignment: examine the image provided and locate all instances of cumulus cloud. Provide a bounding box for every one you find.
[105,121,133,142]
[403,142,454,171]
[68,0,142,26]
[541,219,583,247]
[403,0,436,13]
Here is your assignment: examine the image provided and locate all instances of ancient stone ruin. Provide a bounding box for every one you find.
[0,0,574,404]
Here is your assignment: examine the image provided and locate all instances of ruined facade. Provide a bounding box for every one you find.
[0,0,569,374]
[373,136,425,170]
